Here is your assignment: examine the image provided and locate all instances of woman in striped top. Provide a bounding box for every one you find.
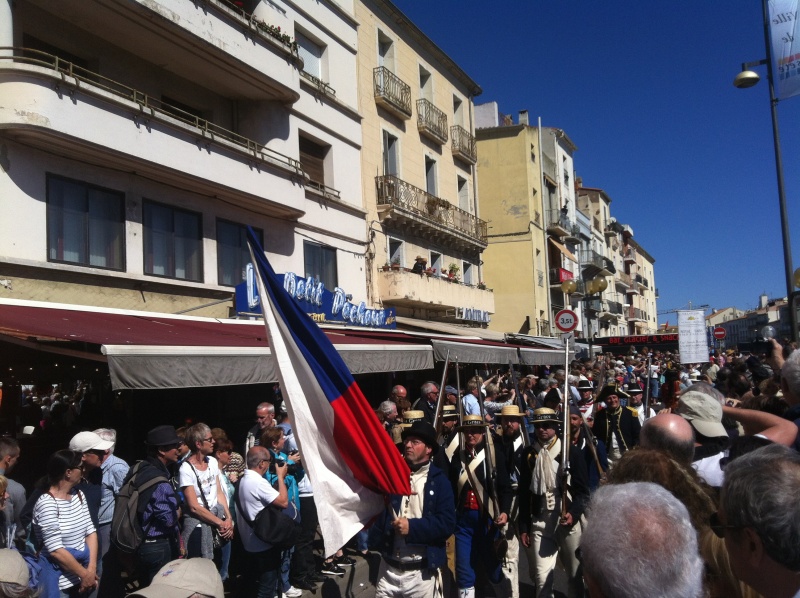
[33,450,98,596]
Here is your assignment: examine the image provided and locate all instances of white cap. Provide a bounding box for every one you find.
[0,549,29,586]
[128,558,223,598]
[69,431,113,452]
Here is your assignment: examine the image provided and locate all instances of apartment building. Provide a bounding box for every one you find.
[0,0,365,317]
[356,0,494,330]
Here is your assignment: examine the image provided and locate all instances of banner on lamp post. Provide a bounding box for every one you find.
[769,0,800,100]
[677,310,709,364]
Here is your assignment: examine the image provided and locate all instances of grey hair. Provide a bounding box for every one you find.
[581,482,704,598]
[0,581,40,597]
[93,428,117,453]
[256,402,275,414]
[246,446,270,469]
[781,348,800,404]
[567,375,579,386]
[687,381,725,405]
[378,400,397,417]
[186,423,211,452]
[722,444,800,571]
[640,421,695,464]
[421,382,437,396]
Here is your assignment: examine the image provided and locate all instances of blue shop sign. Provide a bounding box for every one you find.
[235,264,396,329]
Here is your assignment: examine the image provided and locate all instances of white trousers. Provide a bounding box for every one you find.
[375,559,438,598]
[501,524,520,598]
[525,509,583,598]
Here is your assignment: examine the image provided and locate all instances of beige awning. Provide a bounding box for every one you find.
[548,238,578,263]
[394,316,506,342]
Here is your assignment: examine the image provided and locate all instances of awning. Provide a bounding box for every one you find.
[548,238,578,263]
[0,299,434,389]
[431,339,519,365]
[395,316,506,342]
[519,347,565,366]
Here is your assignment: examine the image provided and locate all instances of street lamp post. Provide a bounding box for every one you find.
[733,0,794,299]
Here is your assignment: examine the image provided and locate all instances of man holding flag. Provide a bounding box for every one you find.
[246,229,410,557]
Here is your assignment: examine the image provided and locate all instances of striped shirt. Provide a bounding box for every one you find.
[33,491,95,590]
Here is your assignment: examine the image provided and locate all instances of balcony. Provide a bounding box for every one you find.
[627,306,646,321]
[451,125,477,164]
[564,223,582,242]
[417,99,448,144]
[623,245,637,263]
[579,249,613,276]
[604,300,624,319]
[0,49,306,219]
[26,0,302,103]
[545,209,572,237]
[376,175,487,252]
[376,268,494,314]
[615,272,631,290]
[549,268,576,288]
[374,66,412,120]
[585,298,602,313]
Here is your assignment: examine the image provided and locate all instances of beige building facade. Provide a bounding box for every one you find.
[356,0,494,327]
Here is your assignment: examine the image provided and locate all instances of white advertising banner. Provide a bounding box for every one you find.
[678,310,708,364]
[769,0,800,100]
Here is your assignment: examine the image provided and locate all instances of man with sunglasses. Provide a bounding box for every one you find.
[518,408,589,598]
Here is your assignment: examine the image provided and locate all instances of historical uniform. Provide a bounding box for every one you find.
[518,408,590,598]
[592,384,640,466]
[370,421,455,598]
[449,415,512,598]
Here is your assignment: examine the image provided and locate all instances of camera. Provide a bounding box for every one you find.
[274,458,286,468]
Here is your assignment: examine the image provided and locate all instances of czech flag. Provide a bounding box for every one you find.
[247,229,410,556]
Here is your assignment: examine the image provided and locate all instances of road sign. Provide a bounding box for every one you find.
[555,309,579,333]
[713,327,726,340]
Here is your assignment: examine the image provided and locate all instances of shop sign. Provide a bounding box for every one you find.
[235,265,396,329]
[455,307,491,323]
[559,268,574,282]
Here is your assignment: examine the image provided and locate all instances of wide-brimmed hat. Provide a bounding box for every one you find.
[596,384,630,403]
[401,421,439,455]
[627,386,643,396]
[457,414,490,431]
[400,410,426,428]
[145,425,181,447]
[497,405,526,419]
[415,255,427,262]
[676,390,727,438]
[441,405,459,419]
[531,408,560,424]
[128,558,223,598]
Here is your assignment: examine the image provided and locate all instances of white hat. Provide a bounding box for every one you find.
[69,431,113,453]
[128,558,223,598]
[0,549,29,586]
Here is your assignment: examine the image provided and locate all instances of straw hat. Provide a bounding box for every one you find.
[457,414,490,431]
[400,410,426,428]
[497,405,526,419]
[531,407,560,424]
[441,405,459,420]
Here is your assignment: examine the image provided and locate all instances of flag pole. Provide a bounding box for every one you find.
[433,350,451,436]
[560,334,571,521]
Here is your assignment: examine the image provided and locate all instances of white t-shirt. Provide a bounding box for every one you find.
[236,469,280,552]
[179,456,221,509]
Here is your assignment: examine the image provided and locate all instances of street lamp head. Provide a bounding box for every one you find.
[561,279,577,294]
[733,69,761,89]
[594,277,608,292]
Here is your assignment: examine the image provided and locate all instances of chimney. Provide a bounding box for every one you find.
[759,293,768,309]
[518,110,529,126]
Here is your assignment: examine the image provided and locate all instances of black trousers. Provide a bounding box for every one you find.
[290,495,319,581]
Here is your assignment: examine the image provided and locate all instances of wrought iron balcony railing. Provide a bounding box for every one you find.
[417,99,448,144]
[376,175,487,243]
[616,272,632,287]
[607,300,624,315]
[627,306,646,321]
[579,249,608,271]
[451,125,477,164]
[373,66,412,119]
[1,47,304,177]
[545,209,572,236]
[623,245,637,262]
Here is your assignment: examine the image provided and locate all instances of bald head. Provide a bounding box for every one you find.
[640,413,695,464]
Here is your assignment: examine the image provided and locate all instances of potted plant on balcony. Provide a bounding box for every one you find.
[477,281,487,290]
[381,261,391,272]
[447,263,460,282]
[425,267,436,277]
[391,257,401,271]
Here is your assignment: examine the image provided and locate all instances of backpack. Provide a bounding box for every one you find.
[110,461,168,555]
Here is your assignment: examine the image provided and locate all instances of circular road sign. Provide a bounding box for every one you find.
[555,309,579,333]
[713,327,726,340]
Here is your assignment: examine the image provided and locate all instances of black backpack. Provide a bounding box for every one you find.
[110,461,169,555]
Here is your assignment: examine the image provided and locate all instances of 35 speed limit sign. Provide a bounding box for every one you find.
[555,309,579,333]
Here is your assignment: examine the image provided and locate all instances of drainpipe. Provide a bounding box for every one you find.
[538,117,554,337]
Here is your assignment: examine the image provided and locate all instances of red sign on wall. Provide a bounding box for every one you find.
[559,268,574,282]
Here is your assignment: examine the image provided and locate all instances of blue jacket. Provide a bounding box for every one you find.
[368,462,455,570]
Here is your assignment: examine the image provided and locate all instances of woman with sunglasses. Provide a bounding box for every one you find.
[33,449,98,597]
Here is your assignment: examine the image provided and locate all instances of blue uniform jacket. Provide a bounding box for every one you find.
[368,463,455,570]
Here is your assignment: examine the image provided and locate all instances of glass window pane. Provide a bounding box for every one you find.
[174,210,201,281]
[144,203,172,276]
[88,189,123,269]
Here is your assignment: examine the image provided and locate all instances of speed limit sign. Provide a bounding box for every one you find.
[555,309,579,333]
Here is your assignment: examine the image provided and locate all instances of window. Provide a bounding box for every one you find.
[388,238,404,266]
[453,96,463,127]
[217,220,263,287]
[296,30,324,80]
[419,65,432,101]
[457,176,469,211]
[425,157,437,195]
[462,261,474,285]
[143,201,202,281]
[378,30,395,71]
[382,131,398,176]
[299,135,330,187]
[304,241,337,290]
[47,175,125,270]
[430,251,442,275]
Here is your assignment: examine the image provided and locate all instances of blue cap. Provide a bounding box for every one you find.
[445,386,459,396]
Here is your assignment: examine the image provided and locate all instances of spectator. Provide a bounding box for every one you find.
[0,548,37,597]
[639,413,696,465]
[213,437,236,584]
[127,557,224,598]
[92,428,129,568]
[244,403,275,454]
[0,438,25,546]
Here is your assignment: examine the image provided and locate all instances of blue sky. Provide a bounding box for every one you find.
[393,1,800,324]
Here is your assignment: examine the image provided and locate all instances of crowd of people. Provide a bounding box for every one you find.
[0,339,797,597]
